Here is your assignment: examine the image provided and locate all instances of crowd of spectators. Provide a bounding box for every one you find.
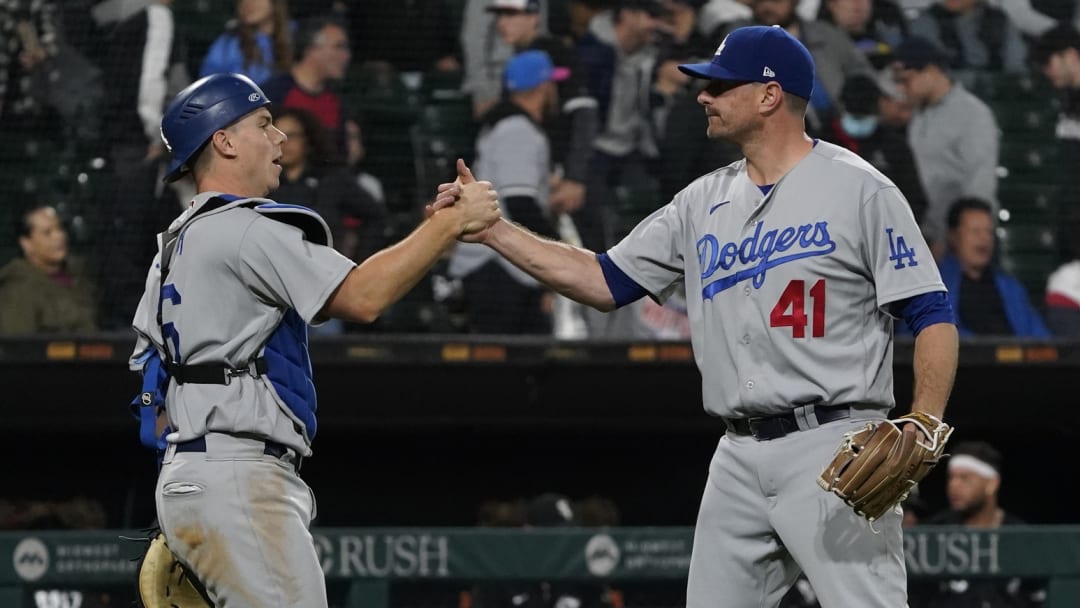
[1,0,1079,338]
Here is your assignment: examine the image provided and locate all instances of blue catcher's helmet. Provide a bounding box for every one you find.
[160,73,271,183]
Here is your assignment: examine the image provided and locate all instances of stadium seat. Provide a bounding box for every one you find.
[419,69,467,105]
[998,223,1056,255]
[996,222,1058,296]
[991,101,1058,135]
[345,64,424,213]
[1000,251,1057,300]
[977,72,1052,103]
[997,141,1059,182]
[996,180,1059,224]
[410,100,478,207]
[613,183,663,239]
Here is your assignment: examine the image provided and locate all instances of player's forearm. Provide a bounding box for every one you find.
[328,211,460,323]
[486,219,616,311]
[909,321,959,420]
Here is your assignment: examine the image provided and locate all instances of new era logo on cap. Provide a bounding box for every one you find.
[678,25,816,99]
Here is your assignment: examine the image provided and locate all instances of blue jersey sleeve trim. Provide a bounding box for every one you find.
[895,291,955,336]
[597,252,648,308]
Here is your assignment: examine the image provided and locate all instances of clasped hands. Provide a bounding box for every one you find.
[427,159,501,242]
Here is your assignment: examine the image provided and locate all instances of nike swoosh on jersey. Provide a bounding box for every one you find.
[709,201,732,214]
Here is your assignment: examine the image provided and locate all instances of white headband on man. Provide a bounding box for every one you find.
[948,454,999,479]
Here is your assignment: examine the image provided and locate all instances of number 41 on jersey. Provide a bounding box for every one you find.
[770,279,825,338]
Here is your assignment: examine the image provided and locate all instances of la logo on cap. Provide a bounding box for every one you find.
[715,37,727,56]
[763,66,775,77]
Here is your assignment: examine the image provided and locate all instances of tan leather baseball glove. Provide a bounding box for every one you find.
[818,412,953,522]
[136,531,212,608]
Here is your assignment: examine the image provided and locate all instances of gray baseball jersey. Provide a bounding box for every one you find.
[129,192,356,456]
[607,141,944,419]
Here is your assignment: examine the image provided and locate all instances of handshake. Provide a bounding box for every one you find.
[427,158,502,242]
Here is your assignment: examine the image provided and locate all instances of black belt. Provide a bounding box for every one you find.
[724,404,852,441]
[169,358,268,385]
[175,436,298,471]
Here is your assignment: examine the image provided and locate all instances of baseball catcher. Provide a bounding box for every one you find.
[819,412,954,522]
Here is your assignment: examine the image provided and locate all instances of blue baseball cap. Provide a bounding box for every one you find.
[678,25,815,100]
[504,50,570,92]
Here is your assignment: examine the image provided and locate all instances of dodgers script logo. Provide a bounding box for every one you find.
[697,221,836,299]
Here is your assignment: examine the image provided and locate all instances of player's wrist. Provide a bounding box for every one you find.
[481,217,511,245]
[427,203,466,241]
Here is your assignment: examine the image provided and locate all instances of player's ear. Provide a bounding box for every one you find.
[210,129,238,159]
[759,82,784,114]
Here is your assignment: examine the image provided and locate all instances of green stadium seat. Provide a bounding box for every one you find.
[411,101,478,207]
[342,64,424,212]
[976,72,1053,103]
[997,223,1056,257]
[1000,251,1057,299]
[997,223,1057,297]
[419,69,467,105]
[997,181,1059,224]
[613,184,663,239]
[997,142,1059,182]
[991,100,1058,135]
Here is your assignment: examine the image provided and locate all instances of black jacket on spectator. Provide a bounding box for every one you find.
[527,35,598,185]
[273,166,389,263]
[98,5,176,148]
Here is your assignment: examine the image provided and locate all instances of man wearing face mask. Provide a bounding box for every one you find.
[825,73,927,224]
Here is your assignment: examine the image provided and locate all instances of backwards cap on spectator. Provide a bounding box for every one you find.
[677,25,815,99]
[504,50,570,92]
[487,0,541,12]
[947,440,1003,480]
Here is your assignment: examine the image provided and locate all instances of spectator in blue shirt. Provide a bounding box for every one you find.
[199,0,293,84]
[937,197,1051,337]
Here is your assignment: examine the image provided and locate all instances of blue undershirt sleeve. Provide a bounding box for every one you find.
[892,291,955,336]
[597,252,649,308]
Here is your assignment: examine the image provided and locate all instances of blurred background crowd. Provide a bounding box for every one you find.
[2,0,1080,340]
[0,2,1073,606]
